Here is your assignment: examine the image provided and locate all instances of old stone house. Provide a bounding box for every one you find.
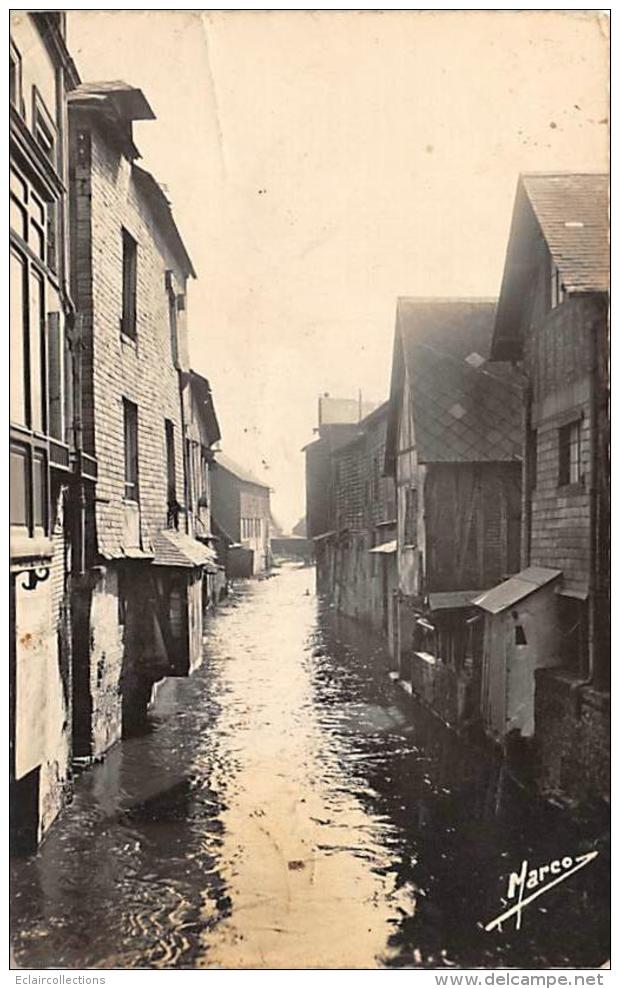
[314,402,398,647]
[384,298,523,727]
[211,453,272,576]
[9,11,84,852]
[475,173,609,804]
[67,81,217,755]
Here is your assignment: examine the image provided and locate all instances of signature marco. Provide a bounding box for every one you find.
[485,851,599,932]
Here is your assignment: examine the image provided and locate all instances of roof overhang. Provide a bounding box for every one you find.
[473,566,562,615]
[152,530,218,571]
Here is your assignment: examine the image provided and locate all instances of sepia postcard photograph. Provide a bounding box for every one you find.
[8,6,610,975]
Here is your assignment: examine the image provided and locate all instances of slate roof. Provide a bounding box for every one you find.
[492,173,609,360]
[215,452,270,490]
[395,299,523,464]
[522,173,609,293]
[152,530,218,571]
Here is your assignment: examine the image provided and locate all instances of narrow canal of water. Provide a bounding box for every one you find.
[10,564,609,969]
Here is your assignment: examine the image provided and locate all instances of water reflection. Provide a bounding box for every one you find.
[10,565,609,968]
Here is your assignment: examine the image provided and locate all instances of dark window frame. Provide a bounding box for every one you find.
[9,39,23,115]
[32,87,57,168]
[10,159,69,555]
[121,228,138,340]
[123,399,139,502]
[165,419,176,504]
[558,419,583,488]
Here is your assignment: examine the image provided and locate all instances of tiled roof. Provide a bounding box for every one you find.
[152,530,218,571]
[521,173,609,293]
[397,299,523,464]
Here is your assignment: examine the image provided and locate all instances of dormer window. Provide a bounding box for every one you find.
[550,260,566,310]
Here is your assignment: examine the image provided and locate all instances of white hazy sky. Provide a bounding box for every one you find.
[67,10,608,530]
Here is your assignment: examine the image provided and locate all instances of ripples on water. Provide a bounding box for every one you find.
[10,565,609,969]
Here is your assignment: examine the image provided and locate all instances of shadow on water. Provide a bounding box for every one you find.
[10,568,609,969]
[312,604,610,968]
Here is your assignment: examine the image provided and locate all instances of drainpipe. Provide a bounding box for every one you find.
[71,313,86,576]
[178,369,190,536]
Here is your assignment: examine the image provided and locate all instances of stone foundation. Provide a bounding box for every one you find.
[534,667,610,806]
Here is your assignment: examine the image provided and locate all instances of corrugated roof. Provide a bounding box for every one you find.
[522,173,609,293]
[473,566,562,614]
[396,299,523,464]
[152,530,218,571]
[215,452,270,490]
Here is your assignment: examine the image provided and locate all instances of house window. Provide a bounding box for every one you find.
[165,271,178,364]
[10,442,48,539]
[165,419,176,503]
[558,420,583,486]
[9,245,47,434]
[199,446,210,507]
[9,40,22,112]
[123,399,139,501]
[527,427,538,491]
[550,261,566,310]
[121,229,137,339]
[403,487,417,545]
[32,90,56,166]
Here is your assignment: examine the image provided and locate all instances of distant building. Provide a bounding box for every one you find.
[476,173,609,805]
[315,402,398,644]
[182,369,225,605]
[304,394,378,539]
[384,298,522,726]
[211,453,272,576]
